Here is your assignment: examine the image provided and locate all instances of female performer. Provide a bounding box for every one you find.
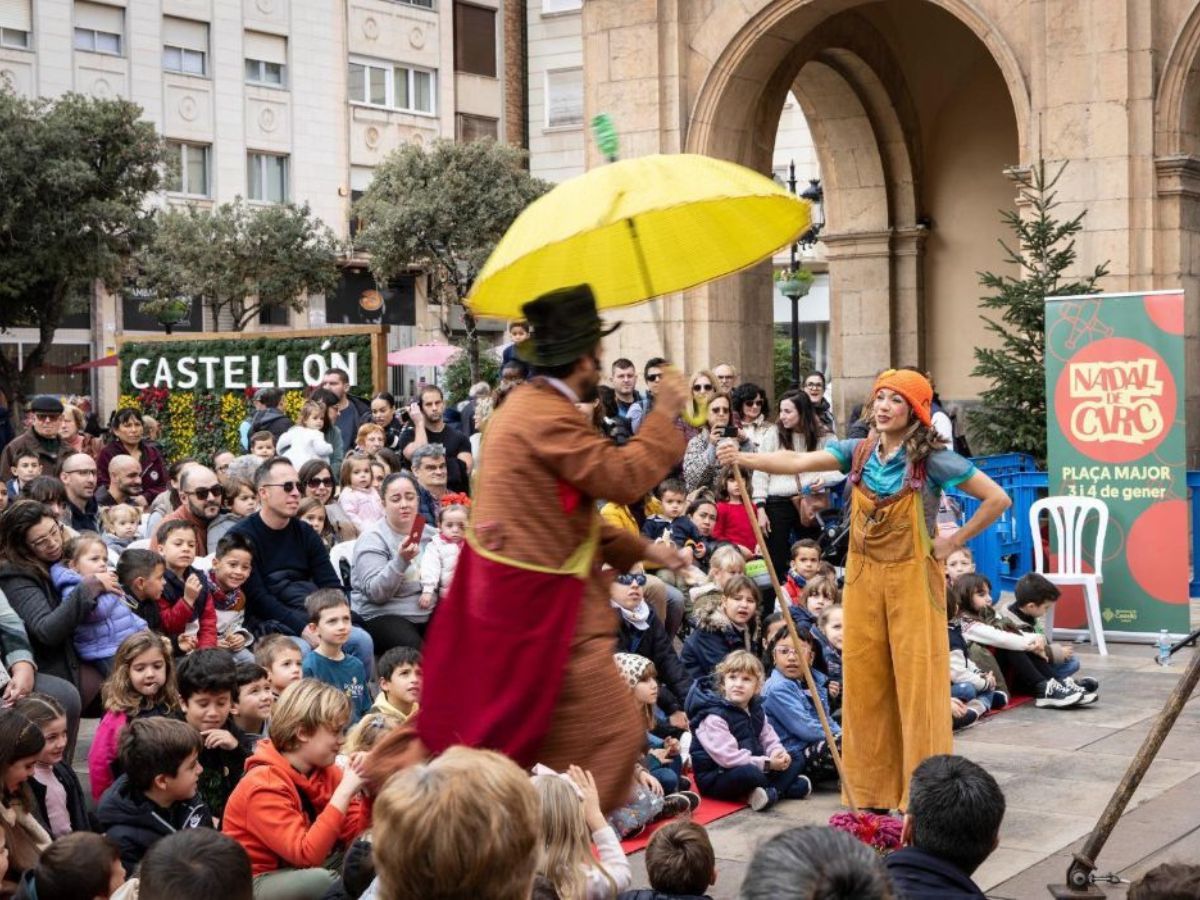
[720,369,1009,811]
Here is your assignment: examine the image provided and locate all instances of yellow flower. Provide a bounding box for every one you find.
[282,390,305,423]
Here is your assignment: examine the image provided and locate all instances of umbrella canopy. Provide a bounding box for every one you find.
[387,343,462,368]
[467,153,811,320]
[70,355,118,371]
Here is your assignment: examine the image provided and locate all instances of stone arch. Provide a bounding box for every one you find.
[1155,2,1200,157]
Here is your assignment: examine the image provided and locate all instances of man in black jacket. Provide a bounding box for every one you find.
[248,387,292,442]
[885,754,1004,900]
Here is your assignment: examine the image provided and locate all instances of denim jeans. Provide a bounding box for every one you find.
[1052,656,1081,680]
[951,682,1000,712]
[290,625,375,678]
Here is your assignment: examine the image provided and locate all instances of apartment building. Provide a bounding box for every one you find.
[0,0,513,404]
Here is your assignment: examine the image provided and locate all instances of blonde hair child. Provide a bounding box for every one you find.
[337,456,383,531]
[533,766,631,900]
[277,401,334,469]
[87,633,179,802]
[99,504,141,563]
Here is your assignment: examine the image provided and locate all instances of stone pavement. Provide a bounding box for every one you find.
[623,641,1200,899]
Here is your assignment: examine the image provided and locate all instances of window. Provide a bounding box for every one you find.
[397,0,434,7]
[247,152,288,203]
[457,113,497,142]
[165,141,210,197]
[348,60,435,114]
[545,67,583,128]
[244,31,286,86]
[162,17,208,76]
[0,0,30,48]
[74,2,122,55]
[542,0,581,12]
[453,3,496,77]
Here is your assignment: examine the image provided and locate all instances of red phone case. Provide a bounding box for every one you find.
[408,514,427,545]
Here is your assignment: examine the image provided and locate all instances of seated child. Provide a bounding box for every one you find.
[1003,572,1099,698]
[134,829,253,900]
[712,465,758,559]
[813,604,844,713]
[686,650,812,811]
[419,501,468,611]
[784,539,822,602]
[611,568,693,730]
[954,574,1089,709]
[100,504,142,565]
[15,694,95,837]
[688,544,749,623]
[761,629,841,786]
[337,456,383,532]
[249,431,276,460]
[11,831,124,900]
[8,449,41,500]
[373,646,421,723]
[254,634,304,697]
[175,649,251,821]
[97,717,214,876]
[155,521,217,652]
[0,709,52,886]
[53,532,146,677]
[682,575,763,682]
[789,572,839,632]
[616,820,718,900]
[89,632,180,802]
[532,765,632,899]
[298,497,337,551]
[948,587,1008,717]
[301,590,371,724]
[945,545,976,584]
[641,479,687,543]
[233,662,274,744]
[614,653,688,795]
[221,680,371,899]
[207,477,259,551]
[672,497,719,572]
[207,532,256,663]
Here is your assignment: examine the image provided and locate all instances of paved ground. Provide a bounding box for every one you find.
[71,638,1200,899]
[622,640,1200,899]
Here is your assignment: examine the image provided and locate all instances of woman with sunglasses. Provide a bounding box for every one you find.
[731,383,772,451]
[682,370,719,443]
[682,393,753,496]
[0,500,101,764]
[297,459,358,542]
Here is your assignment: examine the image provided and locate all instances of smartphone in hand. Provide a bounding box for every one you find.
[407,514,427,546]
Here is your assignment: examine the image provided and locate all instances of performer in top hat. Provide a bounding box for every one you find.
[418,284,691,810]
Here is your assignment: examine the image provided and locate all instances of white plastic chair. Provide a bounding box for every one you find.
[329,539,357,590]
[1029,496,1109,655]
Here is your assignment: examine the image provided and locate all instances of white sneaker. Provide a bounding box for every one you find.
[1062,677,1098,704]
[1036,679,1084,708]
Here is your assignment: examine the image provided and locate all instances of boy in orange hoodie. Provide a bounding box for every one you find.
[220,679,370,899]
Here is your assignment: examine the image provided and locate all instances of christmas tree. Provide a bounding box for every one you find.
[970,162,1109,464]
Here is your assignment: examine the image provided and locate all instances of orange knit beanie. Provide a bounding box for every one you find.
[872,368,933,427]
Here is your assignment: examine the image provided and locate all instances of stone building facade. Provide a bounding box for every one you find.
[582,0,1200,462]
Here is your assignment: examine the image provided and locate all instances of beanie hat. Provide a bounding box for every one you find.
[613,653,653,689]
[872,368,933,427]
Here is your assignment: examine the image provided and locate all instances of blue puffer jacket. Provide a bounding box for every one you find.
[51,563,147,662]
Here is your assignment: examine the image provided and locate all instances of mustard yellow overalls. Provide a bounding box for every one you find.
[841,438,952,811]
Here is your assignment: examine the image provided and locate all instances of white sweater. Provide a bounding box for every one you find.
[419,533,462,595]
[277,425,333,469]
[584,825,632,898]
[751,429,844,503]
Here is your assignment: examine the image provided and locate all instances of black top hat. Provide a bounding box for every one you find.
[517,284,619,368]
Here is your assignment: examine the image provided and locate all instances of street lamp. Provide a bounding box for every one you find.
[776,165,824,384]
[798,178,824,248]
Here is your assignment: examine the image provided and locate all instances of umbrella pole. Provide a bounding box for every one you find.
[625,217,670,358]
[732,467,859,812]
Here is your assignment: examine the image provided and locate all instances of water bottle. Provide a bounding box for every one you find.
[1156,629,1172,667]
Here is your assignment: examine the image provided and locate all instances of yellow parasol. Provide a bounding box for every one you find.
[466,152,811,320]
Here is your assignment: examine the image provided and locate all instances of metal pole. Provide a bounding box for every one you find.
[788,160,800,386]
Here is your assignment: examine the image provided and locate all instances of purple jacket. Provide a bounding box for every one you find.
[51,564,147,662]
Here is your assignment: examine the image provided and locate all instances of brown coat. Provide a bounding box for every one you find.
[470,379,685,810]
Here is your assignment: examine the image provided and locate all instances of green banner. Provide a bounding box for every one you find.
[1045,291,1189,636]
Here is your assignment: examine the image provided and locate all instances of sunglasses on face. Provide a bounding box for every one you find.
[615,573,647,587]
[188,486,219,501]
[646,373,663,382]
[306,476,335,488]
[693,383,714,392]
[265,481,300,494]
[745,398,763,407]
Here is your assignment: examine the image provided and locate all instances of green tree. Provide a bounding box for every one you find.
[136,198,341,331]
[773,331,812,409]
[970,162,1109,463]
[355,139,549,382]
[444,348,500,405]
[0,92,167,401]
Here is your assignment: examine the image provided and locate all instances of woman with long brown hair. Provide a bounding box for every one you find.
[721,369,1009,812]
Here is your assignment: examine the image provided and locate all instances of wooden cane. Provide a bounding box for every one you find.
[732,466,859,812]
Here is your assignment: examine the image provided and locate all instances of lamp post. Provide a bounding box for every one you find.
[776,165,824,384]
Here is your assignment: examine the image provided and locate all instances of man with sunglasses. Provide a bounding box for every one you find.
[151,465,222,554]
[0,395,69,478]
[231,457,375,675]
[627,357,667,435]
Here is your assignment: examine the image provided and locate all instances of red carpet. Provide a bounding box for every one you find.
[619,795,747,854]
[982,693,1034,719]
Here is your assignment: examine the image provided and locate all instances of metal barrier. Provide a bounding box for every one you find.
[948,468,1200,597]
